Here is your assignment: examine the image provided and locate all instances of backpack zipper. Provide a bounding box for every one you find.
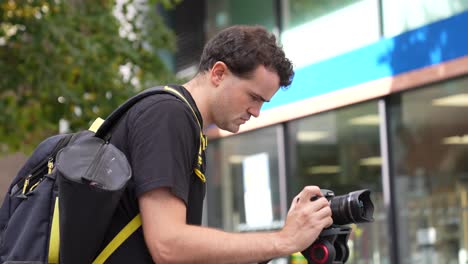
[81,141,108,188]
[13,135,72,198]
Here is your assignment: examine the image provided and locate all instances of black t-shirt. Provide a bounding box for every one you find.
[102,85,206,263]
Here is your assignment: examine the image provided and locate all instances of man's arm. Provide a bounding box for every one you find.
[138,186,332,264]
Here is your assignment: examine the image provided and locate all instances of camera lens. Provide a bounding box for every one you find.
[329,189,374,225]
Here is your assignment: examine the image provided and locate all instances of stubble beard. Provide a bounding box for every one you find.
[214,114,240,133]
[212,100,240,133]
[219,118,240,133]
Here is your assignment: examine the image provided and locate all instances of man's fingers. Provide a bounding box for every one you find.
[311,205,333,229]
[307,196,329,212]
[315,204,332,218]
[296,186,322,204]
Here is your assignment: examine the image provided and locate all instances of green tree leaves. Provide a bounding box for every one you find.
[0,0,179,154]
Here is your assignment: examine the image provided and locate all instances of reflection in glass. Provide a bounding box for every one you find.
[205,0,276,40]
[285,0,359,29]
[206,126,283,232]
[288,101,390,263]
[281,0,380,69]
[389,76,468,264]
[382,0,468,37]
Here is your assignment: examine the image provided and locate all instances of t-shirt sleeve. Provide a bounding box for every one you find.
[127,98,199,204]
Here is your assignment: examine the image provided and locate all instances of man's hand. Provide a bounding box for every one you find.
[276,186,333,253]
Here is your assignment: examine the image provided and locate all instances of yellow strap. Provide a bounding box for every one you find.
[194,168,206,183]
[89,117,105,133]
[163,86,203,130]
[164,86,208,183]
[200,135,208,151]
[48,197,60,264]
[92,214,142,264]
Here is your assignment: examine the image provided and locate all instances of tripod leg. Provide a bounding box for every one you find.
[334,240,349,263]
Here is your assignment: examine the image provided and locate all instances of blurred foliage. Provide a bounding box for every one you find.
[0,0,181,155]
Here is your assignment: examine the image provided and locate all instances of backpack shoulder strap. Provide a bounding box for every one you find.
[91,85,208,182]
[92,214,142,264]
[163,86,207,182]
[95,85,203,139]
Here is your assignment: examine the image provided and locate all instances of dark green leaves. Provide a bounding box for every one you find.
[0,0,180,154]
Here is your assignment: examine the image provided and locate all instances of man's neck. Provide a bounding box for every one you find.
[183,75,213,130]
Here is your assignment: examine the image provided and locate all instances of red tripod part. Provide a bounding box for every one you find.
[310,243,330,264]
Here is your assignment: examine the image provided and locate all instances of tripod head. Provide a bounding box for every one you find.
[301,189,374,264]
[301,226,351,264]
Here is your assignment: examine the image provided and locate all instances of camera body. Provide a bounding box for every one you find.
[301,189,374,264]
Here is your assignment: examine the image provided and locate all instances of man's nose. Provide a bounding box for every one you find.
[248,106,261,118]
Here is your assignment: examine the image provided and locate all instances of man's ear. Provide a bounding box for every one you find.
[210,61,229,86]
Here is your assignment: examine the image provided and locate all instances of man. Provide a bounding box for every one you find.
[106,25,332,263]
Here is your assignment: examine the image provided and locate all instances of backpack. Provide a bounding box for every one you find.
[0,86,207,264]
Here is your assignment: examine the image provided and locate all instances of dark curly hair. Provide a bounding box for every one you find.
[198,25,294,88]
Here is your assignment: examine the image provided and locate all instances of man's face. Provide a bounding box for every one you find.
[212,64,280,133]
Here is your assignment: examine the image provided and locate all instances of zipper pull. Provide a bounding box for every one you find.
[22,175,31,195]
[48,158,54,174]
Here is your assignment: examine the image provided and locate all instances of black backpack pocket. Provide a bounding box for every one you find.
[55,135,131,264]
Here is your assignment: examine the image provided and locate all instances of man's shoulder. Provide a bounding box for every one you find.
[129,92,189,117]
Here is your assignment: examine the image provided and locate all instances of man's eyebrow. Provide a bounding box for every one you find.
[253,92,270,103]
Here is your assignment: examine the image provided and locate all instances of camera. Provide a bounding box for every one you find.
[301,189,374,264]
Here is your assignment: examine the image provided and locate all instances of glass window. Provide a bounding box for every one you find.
[205,0,277,40]
[281,0,380,68]
[206,125,284,232]
[284,0,360,29]
[382,0,468,37]
[287,101,390,263]
[389,76,468,264]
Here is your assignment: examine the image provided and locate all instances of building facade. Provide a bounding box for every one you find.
[167,0,468,263]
